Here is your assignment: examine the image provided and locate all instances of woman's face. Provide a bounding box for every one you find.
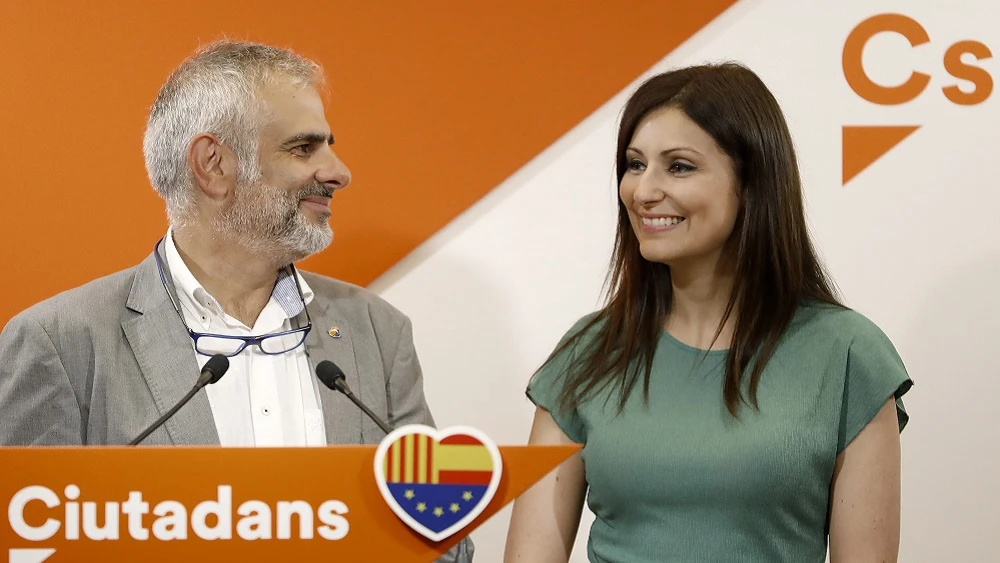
[619,106,740,270]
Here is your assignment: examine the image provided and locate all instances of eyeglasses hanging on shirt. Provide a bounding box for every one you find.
[153,238,313,357]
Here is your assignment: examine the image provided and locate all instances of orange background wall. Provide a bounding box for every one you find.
[0,0,736,325]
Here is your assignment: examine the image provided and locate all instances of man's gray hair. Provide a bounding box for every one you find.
[142,40,324,225]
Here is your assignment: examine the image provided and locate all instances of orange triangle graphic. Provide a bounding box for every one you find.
[842,125,920,185]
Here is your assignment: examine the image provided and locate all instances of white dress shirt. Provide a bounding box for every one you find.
[164,231,326,447]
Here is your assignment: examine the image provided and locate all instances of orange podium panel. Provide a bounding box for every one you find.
[0,444,579,562]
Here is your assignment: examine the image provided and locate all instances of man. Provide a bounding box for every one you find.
[0,38,427,446]
[0,37,475,561]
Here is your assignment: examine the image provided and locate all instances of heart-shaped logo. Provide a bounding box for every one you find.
[373,425,502,542]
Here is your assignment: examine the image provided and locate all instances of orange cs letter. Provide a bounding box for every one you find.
[942,40,993,105]
[843,13,931,105]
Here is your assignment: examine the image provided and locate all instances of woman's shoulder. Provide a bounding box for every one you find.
[554,310,607,347]
[790,300,894,344]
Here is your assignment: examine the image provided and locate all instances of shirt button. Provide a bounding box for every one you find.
[261,407,271,416]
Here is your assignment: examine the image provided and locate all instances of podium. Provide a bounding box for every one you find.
[0,441,578,562]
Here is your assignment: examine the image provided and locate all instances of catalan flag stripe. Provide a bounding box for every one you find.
[391,440,401,482]
[417,434,428,483]
[404,433,415,483]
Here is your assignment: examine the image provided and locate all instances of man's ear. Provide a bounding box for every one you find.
[187,133,238,201]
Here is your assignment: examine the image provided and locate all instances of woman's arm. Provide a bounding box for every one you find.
[829,398,902,562]
[504,407,588,563]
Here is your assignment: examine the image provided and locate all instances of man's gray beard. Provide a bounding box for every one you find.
[214,179,333,265]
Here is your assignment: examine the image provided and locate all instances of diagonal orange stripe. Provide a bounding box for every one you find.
[0,1,740,324]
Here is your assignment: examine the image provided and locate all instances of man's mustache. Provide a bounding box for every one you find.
[298,184,334,199]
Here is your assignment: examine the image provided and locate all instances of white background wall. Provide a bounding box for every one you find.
[372,0,1000,560]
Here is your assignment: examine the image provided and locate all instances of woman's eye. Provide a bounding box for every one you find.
[627,159,646,172]
[669,161,696,174]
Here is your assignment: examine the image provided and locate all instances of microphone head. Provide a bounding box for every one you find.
[203,354,230,384]
[316,360,348,393]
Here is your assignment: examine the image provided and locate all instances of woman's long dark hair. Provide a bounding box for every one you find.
[543,63,843,418]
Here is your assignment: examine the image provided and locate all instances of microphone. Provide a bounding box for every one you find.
[315,360,474,561]
[315,360,392,435]
[128,354,230,445]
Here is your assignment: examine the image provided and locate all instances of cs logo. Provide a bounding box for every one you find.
[841,13,993,184]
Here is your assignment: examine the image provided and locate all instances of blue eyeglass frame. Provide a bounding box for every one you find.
[152,238,313,357]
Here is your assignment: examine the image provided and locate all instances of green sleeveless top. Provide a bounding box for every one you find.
[527,302,912,563]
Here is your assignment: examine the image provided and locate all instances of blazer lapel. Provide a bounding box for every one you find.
[302,288,364,445]
[122,247,220,446]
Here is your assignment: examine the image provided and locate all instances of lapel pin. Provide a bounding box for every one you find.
[328,326,342,338]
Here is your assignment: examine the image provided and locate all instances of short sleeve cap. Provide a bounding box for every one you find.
[525,316,597,444]
[838,316,913,453]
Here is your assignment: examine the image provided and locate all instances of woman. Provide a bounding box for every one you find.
[504,63,912,563]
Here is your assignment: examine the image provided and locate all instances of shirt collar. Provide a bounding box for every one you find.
[162,228,314,322]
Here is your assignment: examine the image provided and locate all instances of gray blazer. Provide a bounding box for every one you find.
[0,246,436,446]
[0,245,475,560]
